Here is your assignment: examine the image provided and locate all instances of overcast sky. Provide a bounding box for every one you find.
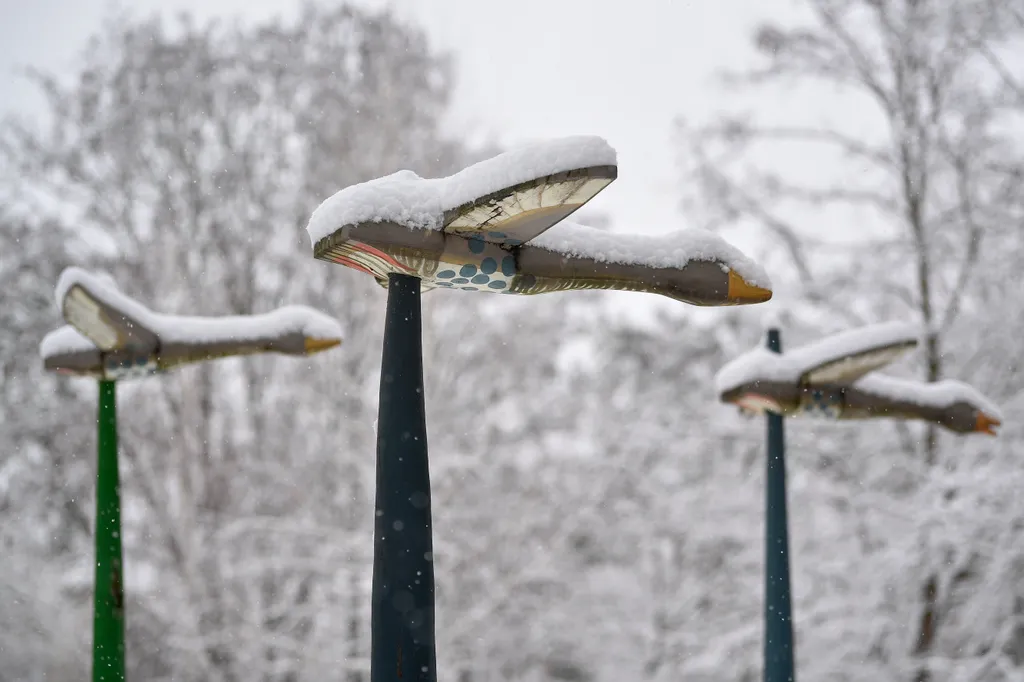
[1,0,814,225]
[1,0,813,322]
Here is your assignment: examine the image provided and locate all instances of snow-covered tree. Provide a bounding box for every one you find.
[4,2,1023,682]
[2,5,473,679]
[675,0,1024,679]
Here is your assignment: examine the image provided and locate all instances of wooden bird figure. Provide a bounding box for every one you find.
[715,322,1001,435]
[42,267,343,380]
[307,136,773,307]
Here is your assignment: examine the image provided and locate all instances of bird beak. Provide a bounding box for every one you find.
[304,337,342,355]
[727,270,773,304]
[974,412,1000,436]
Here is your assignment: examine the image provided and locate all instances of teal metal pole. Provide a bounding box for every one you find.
[371,273,437,682]
[765,328,795,682]
[94,379,126,681]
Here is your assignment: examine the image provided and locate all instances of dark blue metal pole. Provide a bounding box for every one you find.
[371,273,437,682]
[765,328,795,682]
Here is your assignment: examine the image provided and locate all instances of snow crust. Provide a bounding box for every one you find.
[39,326,96,359]
[855,374,1004,420]
[714,322,922,394]
[54,267,345,345]
[306,135,617,244]
[531,221,771,289]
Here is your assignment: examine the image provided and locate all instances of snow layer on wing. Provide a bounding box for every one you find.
[854,374,1003,419]
[56,267,344,344]
[530,221,772,289]
[714,322,922,394]
[785,322,920,375]
[305,136,617,244]
[714,347,793,396]
[39,326,96,359]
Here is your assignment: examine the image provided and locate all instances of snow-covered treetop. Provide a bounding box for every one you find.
[714,321,922,395]
[49,266,344,357]
[306,135,616,243]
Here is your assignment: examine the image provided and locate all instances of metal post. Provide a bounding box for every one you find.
[371,273,437,682]
[764,329,795,682]
[94,379,126,681]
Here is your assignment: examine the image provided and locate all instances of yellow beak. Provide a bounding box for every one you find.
[304,337,343,355]
[727,270,773,304]
[975,412,1000,436]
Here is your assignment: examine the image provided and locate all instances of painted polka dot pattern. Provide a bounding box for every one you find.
[797,389,843,419]
[485,231,524,247]
[105,355,159,380]
[431,254,517,293]
[468,236,486,254]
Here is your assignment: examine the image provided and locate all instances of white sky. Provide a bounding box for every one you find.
[0,0,813,228]
[1,0,813,323]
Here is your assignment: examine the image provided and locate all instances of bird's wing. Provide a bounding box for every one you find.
[800,340,918,386]
[442,165,616,247]
[61,278,160,354]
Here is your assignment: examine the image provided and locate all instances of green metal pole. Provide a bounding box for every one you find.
[765,329,795,682]
[94,379,126,681]
[371,273,437,682]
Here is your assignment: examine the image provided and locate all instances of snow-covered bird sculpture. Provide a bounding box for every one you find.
[41,267,344,379]
[715,322,1001,435]
[307,136,773,306]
